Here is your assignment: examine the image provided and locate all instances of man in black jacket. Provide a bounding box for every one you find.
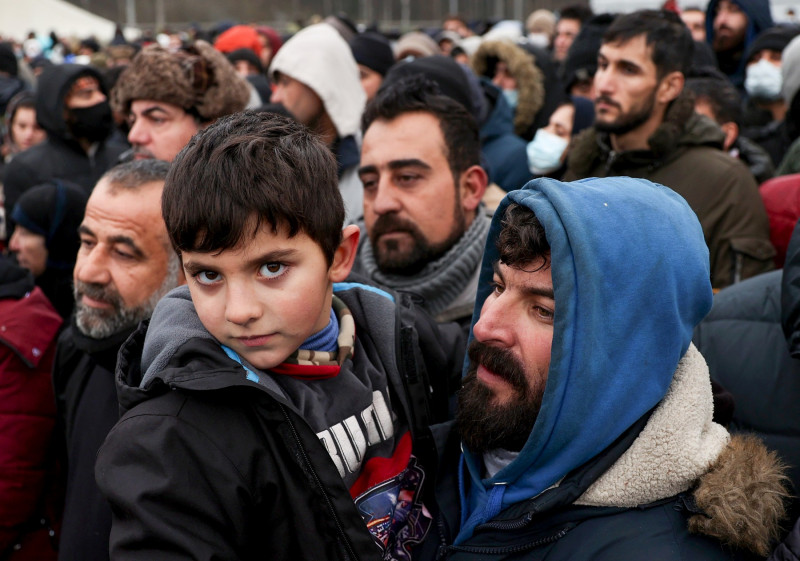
[3,64,127,236]
[52,159,181,561]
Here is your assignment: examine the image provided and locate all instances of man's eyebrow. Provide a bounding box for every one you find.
[493,261,555,300]
[78,225,95,237]
[387,158,432,171]
[140,105,171,117]
[108,235,145,259]
[358,164,377,177]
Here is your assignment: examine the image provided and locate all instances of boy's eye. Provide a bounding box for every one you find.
[195,271,221,285]
[259,262,286,279]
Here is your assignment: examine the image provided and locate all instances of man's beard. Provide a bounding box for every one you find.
[370,203,466,276]
[712,25,745,52]
[456,340,546,455]
[594,87,657,137]
[73,254,180,339]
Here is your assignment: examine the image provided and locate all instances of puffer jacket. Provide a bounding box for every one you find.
[564,94,775,289]
[0,259,62,560]
[694,218,800,525]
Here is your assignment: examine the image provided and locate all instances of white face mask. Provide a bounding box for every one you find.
[527,32,550,49]
[502,88,519,111]
[745,58,783,101]
[526,128,569,175]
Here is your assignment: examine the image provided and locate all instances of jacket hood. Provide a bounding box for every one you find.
[458,176,713,541]
[705,0,774,86]
[35,63,107,141]
[782,220,800,355]
[478,79,516,142]
[566,93,723,177]
[471,40,545,136]
[269,23,365,138]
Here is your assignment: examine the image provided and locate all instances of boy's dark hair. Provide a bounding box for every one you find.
[362,75,481,183]
[685,76,743,126]
[497,203,551,270]
[604,10,694,79]
[163,110,343,266]
[559,4,594,24]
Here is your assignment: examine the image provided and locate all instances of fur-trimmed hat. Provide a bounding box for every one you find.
[112,40,249,122]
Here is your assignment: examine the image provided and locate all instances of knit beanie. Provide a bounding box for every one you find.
[0,42,18,77]
[227,48,264,74]
[255,26,283,55]
[350,32,395,76]
[11,181,88,270]
[112,40,250,122]
[395,31,440,59]
[783,35,800,105]
[213,25,262,56]
[561,13,615,92]
[744,25,800,64]
[382,55,475,115]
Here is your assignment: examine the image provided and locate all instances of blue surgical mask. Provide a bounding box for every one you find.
[526,128,569,175]
[745,59,783,101]
[502,88,519,111]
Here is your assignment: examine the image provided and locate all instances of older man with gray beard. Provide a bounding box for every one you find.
[52,159,182,561]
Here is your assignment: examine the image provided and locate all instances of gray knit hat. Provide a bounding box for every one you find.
[112,40,249,122]
[783,35,800,106]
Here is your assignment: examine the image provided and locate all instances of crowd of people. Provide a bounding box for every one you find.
[1,2,800,560]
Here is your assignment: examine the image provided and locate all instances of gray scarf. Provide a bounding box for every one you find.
[359,211,491,317]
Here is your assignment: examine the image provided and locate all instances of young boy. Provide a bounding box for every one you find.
[94,111,463,560]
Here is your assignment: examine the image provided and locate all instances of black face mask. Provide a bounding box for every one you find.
[68,100,113,143]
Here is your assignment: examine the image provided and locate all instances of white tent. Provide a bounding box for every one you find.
[0,0,124,42]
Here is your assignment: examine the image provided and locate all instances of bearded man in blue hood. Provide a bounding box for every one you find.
[419,177,788,561]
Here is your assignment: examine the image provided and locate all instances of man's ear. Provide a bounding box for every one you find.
[719,121,738,151]
[459,165,489,213]
[657,71,685,105]
[329,224,360,282]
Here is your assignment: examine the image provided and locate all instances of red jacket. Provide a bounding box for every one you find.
[0,286,62,559]
[760,173,800,268]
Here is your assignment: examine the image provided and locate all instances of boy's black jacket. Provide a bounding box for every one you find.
[95,283,466,561]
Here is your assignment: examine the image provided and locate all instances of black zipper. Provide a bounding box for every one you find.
[278,404,360,561]
[479,511,535,531]
[442,527,570,556]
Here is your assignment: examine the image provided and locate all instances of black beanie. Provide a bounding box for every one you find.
[227,48,264,74]
[0,42,18,77]
[11,181,88,270]
[560,13,615,92]
[381,55,476,116]
[349,32,395,77]
[744,25,800,64]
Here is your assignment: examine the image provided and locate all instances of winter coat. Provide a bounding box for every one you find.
[2,64,127,234]
[0,259,62,560]
[564,95,775,289]
[419,177,786,560]
[471,41,545,139]
[52,321,137,561]
[479,81,533,192]
[734,134,775,184]
[758,173,800,268]
[694,218,800,524]
[778,137,800,176]
[95,283,466,560]
[770,516,800,561]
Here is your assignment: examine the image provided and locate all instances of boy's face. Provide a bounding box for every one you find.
[182,223,358,370]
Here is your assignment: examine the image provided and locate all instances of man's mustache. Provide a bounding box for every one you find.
[467,339,529,395]
[595,95,621,110]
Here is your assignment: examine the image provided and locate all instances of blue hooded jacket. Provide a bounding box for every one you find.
[705,0,774,87]
[455,177,713,544]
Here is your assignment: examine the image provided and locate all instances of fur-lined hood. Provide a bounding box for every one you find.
[576,344,788,557]
[566,91,725,178]
[470,40,545,136]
